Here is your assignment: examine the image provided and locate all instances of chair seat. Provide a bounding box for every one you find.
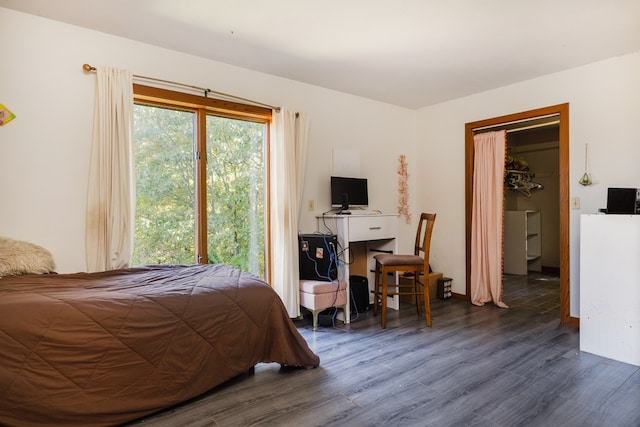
[374,253,423,267]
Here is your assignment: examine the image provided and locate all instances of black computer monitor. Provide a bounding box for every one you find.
[330,176,368,210]
[607,187,639,214]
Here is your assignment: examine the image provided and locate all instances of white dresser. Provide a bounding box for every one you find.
[580,214,640,366]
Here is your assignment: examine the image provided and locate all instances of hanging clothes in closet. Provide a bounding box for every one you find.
[505,153,543,197]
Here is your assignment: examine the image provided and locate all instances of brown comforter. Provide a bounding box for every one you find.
[0,264,319,426]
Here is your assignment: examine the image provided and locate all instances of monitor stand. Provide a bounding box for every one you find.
[339,194,350,214]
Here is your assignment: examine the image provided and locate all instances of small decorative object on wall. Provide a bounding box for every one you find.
[0,103,16,126]
[579,143,592,186]
[397,154,411,223]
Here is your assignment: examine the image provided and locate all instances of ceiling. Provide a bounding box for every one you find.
[2,0,639,109]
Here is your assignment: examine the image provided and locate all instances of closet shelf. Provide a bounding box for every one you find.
[504,210,542,275]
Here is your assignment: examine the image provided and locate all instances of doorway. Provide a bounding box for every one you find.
[505,120,560,276]
[464,103,578,326]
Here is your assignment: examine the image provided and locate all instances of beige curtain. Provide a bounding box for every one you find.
[470,130,508,308]
[270,108,310,317]
[85,66,134,272]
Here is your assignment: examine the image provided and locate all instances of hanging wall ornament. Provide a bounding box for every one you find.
[0,103,16,126]
[397,154,411,223]
[579,144,592,186]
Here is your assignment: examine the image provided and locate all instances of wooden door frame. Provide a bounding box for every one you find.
[464,103,578,326]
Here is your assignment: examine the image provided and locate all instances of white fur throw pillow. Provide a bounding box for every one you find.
[0,236,56,276]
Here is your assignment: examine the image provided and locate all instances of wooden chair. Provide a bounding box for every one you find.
[373,213,436,328]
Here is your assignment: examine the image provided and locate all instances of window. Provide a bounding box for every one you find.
[132,84,271,278]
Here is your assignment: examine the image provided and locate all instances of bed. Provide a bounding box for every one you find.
[0,263,319,427]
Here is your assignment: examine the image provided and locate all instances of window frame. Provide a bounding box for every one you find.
[133,84,272,279]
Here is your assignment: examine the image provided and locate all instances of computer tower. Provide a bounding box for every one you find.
[349,275,370,313]
[298,234,338,281]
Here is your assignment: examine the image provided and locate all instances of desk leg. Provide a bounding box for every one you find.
[345,280,351,324]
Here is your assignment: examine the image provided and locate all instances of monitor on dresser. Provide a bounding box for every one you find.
[330,176,368,210]
[606,187,640,214]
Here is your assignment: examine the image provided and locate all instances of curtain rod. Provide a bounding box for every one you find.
[472,113,559,133]
[82,64,280,112]
[506,120,559,133]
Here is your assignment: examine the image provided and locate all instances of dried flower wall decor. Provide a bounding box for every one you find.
[397,154,411,223]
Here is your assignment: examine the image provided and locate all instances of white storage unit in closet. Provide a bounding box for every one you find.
[503,210,542,275]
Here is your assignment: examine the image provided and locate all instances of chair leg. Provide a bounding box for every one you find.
[381,266,388,329]
[414,274,421,317]
[423,278,432,327]
[373,262,379,317]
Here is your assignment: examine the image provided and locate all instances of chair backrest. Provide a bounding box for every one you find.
[414,213,436,270]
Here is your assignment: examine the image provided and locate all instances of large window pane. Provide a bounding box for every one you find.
[132,104,196,265]
[206,115,265,277]
[131,85,270,278]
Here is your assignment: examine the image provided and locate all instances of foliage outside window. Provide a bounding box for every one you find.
[131,85,271,279]
[205,115,265,275]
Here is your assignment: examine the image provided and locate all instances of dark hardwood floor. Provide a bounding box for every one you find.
[129,273,640,426]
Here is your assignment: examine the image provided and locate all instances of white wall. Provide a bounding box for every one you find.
[3,6,639,319]
[415,51,640,316]
[0,7,415,273]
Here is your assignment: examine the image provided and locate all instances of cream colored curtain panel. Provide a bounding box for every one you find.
[470,130,509,308]
[270,108,310,317]
[85,67,134,272]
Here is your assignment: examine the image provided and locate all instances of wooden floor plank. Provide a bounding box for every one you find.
[128,273,640,426]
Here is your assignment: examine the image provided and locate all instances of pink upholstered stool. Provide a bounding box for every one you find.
[299,280,348,330]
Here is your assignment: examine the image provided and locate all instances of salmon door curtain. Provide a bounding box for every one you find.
[470,130,509,308]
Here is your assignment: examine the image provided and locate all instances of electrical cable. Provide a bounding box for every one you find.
[299,222,359,331]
